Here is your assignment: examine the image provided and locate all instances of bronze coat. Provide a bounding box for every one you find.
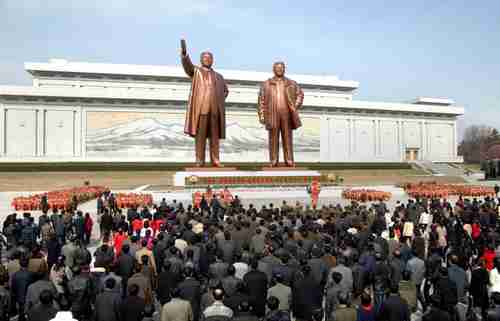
[182,54,228,138]
[258,77,304,130]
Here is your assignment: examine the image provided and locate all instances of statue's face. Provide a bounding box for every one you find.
[273,63,285,77]
[200,52,213,68]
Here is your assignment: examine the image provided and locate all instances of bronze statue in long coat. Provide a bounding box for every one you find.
[180,39,228,167]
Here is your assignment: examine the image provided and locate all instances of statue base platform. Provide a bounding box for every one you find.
[174,169,320,187]
[261,166,309,171]
[184,167,237,172]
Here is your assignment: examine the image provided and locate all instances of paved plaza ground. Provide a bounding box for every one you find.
[0,168,465,192]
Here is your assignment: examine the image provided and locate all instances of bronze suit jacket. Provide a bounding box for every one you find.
[258,77,304,130]
[182,55,228,138]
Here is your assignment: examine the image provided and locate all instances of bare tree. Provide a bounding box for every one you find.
[459,125,499,163]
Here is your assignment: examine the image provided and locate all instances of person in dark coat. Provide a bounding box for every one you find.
[26,290,58,321]
[376,284,410,321]
[95,278,122,321]
[157,260,179,305]
[210,254,229,282]
[447,255,468,302]
[121,284,145,321]
[244,259,268,318]
[178,266,201,321]
[372,252,390,311]
[435,267,458,315]
[223,282,250,315]
[292,265,322,321]
[308,247,329,288]
[234,301,259,321]
[422,293,451,321]
[45,234,61,271]
[116,244,136,297]
[100,210,114,238]
[219,231,237,265]
[222,265,241,297]
[11,257,34,321]
[470,258,490,320]
[72,212,85,243]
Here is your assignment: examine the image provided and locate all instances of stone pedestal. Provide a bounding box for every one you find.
[174,169,320,187]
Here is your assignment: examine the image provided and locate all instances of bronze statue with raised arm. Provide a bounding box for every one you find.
[180,39,228,167]
[258,62,304,167]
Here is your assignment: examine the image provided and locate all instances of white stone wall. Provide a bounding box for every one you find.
[0,101,460,163]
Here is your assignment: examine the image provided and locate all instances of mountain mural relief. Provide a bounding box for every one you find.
[86,111,320,161]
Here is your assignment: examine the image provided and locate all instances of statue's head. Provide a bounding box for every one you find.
[200,51,213,68]
[273,61,286,78]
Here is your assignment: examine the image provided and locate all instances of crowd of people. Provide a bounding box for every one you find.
[2,189,500,321]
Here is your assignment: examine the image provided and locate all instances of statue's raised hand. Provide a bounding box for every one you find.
[180,39,187,56]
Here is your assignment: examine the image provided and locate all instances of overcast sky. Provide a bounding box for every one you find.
[1,0,499,139]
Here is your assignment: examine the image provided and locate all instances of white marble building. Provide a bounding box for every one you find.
[0,59,464,163]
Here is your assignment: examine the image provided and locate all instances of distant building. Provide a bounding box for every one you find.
[0,59,464,163]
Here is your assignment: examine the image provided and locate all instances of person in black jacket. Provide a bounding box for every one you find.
[157,260,178,305]
[95,278,121,321]
[178,266,202,321]
[372,252,390,312]
[116,244,136,298]
[292,265,322,321]
[67,266,94,321]
[26,290,58,321]
[11,257,34,321]
[244,259,268,317]
[376,284,410,321]
[435,267,458,317]
[422,293,451,321]
[471,258,490,320]
[121,284,145,321]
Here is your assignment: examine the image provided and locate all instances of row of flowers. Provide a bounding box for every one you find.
[402,182,495,198]
[11,186,107,211]
[342,189,392,202]
[115,193,153,208]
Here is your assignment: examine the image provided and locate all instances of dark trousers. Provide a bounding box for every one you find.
[17,302,26,321]
[196,113,220,165]
[374,290,385,313]
[268,110,293,165]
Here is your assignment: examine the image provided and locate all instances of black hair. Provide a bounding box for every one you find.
[128,284,140,296]
[39,289,53,305]
[267,296,280,310]
[105,277,116,289]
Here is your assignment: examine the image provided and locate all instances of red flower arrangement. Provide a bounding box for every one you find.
[11,186,106,211]
[115,193,153,208]
[342,189,392,202]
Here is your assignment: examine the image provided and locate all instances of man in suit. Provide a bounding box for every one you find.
[180,39,228,167]
[258,61,304,167]
[116,244,136,298]
[178,267,201,321]
[26,290,58,321]
[95,278,122,321]
[162,287,194,321]
[244,259,268,318]
[121,284,146,321]
[292,265,322,321]
[422,294,451,321]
